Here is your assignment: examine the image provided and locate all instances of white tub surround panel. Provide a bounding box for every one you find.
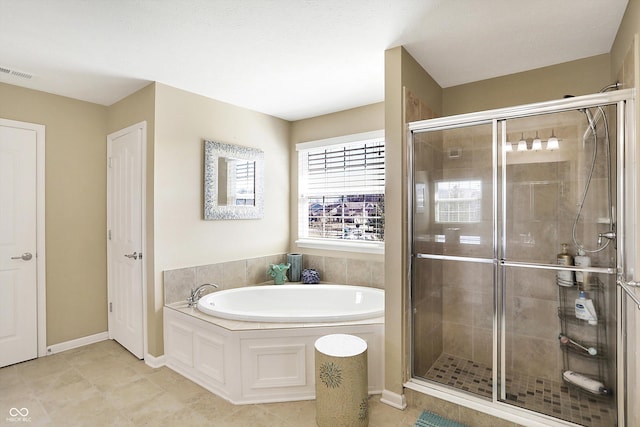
[163,304,384,404]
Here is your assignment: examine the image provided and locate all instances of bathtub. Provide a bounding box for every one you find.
[164,283,384,404]
[196,284,384,322]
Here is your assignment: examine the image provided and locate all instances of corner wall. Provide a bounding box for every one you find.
[107,83,156,355]
[151,83,291,356]
[289,102,385,263]
[384,46,443,401]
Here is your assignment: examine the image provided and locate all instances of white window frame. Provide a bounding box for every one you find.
[296,130,385,254]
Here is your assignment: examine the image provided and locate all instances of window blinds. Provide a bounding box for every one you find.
[301,140,385,196]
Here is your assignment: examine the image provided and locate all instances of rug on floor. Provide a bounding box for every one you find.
[414,410,468,427]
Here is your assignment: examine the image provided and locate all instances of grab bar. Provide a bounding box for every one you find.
[617,279,640,310]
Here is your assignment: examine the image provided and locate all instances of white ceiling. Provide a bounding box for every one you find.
[0,0,628,121]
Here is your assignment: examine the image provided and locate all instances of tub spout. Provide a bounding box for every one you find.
[187,283,219,307]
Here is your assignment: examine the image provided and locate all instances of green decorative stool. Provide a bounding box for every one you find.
[315,334,368,426]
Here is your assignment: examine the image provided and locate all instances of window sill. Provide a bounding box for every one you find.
[295,238,384,255]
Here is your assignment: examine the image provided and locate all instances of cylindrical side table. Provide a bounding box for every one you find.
[314,334,368,427]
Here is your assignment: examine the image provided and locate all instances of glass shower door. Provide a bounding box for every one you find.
[411,122,496,399]
[500,108,618,425]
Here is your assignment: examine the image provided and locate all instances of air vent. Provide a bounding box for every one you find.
[0,65,33,80]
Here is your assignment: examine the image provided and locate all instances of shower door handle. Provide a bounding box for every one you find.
[617,279,640,309]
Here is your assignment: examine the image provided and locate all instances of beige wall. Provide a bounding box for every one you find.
[443,54,611,116]
[0,83,108,346]
[152,83,291,355]
[384,46,444,398]
[107,83,157,354]
[289,102,385,262]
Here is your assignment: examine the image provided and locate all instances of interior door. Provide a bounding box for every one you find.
[0,122,38,367]
[107,122,145,359]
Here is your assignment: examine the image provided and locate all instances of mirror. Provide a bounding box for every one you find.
[204,140,264,220]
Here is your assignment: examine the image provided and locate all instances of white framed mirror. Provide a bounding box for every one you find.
[204,140,264,220]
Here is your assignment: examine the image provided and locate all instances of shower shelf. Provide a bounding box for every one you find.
[556,307,606,326]
[561,372,613,400]
[559,342,606,360]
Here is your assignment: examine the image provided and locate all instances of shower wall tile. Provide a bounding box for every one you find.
[507,295,559,339]
[472,327,492,367]
[508,268,557,301]
[508,334,559,381]
[472,291,493,330]
[443,322,473,360]
[442,287,474,325]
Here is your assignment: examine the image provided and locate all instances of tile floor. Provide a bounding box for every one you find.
[423,353,616,427]
[0,340,421,426]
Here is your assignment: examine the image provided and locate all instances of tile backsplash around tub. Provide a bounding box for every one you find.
[163,254,385,305]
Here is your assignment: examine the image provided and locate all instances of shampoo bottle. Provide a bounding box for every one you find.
[575,291,598,325]
[574,248,591,290]
[556,243,574,287]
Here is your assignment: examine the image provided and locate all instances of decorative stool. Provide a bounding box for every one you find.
[314,334,368,426]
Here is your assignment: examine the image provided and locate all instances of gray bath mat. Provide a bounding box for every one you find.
[414,410,468,427]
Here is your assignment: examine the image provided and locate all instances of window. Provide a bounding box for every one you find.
[435,180,482,223]
[297,131,385,253]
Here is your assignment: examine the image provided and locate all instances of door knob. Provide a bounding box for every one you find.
[124,252,141,260]
[11,252,33,261]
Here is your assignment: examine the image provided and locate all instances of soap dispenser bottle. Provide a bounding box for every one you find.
[556,243,574,287]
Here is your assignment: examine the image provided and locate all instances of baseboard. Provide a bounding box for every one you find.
[145,353,165,369]
[46,331,109,355]
[380,389,407,409]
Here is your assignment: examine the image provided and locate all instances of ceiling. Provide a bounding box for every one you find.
[0,0,628,121]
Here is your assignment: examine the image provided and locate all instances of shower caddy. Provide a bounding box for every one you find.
[557,274,611,397]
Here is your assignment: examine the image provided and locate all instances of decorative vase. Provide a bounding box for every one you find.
[268,263,290,285]
[287,253,302,282]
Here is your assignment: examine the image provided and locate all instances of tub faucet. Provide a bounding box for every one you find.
[187,283,219,307]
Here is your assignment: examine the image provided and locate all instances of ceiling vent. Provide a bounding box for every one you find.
[0,66,33,80]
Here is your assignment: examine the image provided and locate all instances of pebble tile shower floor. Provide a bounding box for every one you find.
[423,353,616,427]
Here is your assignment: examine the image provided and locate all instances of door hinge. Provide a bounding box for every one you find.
[109,302,112,313]
[108,157,112,168]
[108,229,112,240]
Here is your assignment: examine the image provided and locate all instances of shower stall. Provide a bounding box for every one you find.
[408,89,636,426]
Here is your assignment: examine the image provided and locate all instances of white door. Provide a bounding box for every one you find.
[0,123,38,367]
[107,122,145,359]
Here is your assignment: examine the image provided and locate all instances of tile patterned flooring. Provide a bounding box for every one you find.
[0,340,420,426]
[424,353,617,427]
